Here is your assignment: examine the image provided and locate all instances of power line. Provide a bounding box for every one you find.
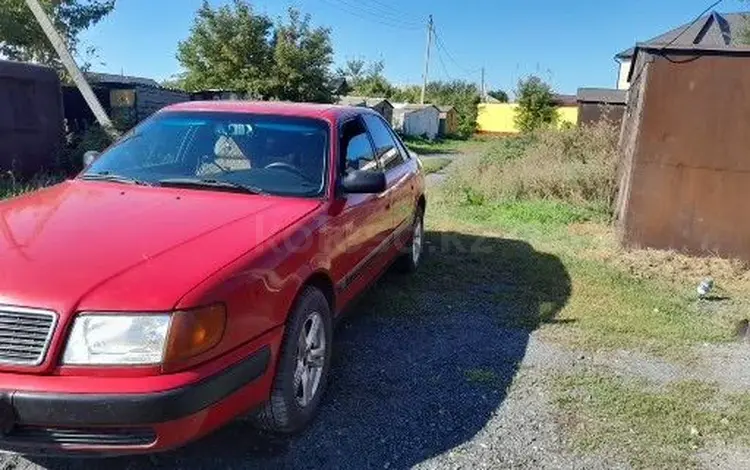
[316,0,421,29]
[358,0,420,25]
[661,0,723,50]
[435,44,454,81]
[432,27,481,78]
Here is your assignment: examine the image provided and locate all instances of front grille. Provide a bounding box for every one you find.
[4,426,156,446]
[0,307,56,366]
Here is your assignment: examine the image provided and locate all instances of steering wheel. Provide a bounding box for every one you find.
[264,162,309,179]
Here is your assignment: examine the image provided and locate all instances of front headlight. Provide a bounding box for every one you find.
[62,305,226,366]
[63,314,171,365]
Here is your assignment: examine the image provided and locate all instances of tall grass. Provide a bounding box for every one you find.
[445,121,619,215]
[0,172,64,200]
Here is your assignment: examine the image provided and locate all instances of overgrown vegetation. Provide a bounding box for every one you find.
[0,172,63,199]
[514,75,559,133]
[444,120,619,216]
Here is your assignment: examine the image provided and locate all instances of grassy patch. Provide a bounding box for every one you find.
[427,192,747,358]
[421,157,452,175]
[402,135,463,155]
[554,372,750,469]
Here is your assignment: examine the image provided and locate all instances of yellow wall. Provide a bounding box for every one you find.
[477,103,578,134]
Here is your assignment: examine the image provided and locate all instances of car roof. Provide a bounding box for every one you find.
[163,100,373,121]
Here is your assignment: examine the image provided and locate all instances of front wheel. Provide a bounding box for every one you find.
[252,286,332,433]
[396,206,424,273]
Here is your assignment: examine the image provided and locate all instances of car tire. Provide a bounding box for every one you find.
[395,206,425,273]
[252,286,333,434]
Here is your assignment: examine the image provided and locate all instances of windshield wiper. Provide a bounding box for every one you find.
[158,178,266,195]
[80,172,150,186]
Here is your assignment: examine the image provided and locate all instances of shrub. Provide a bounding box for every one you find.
[445,120,619,215]
[514,75,559,133]
[62,124,115,173]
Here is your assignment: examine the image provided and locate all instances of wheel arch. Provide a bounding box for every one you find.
[298,270,336,315]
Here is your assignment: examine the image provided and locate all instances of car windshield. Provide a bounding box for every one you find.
[81,111,329,197]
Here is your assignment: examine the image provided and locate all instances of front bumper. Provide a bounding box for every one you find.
[0,346,271,456]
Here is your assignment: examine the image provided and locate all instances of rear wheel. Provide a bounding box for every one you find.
[252,286,332,433]
[396,206,424,273]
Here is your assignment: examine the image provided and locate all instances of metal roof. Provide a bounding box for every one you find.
[86,72,161,88]
[576,88,627,104]
[616,11,747,60]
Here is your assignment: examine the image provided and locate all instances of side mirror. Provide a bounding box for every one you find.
[340,170,386,194]
[83,150,100,167]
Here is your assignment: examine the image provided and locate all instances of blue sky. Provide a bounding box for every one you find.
[79,0,747,95]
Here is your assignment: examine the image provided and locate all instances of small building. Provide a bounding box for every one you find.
[616,43,750,260]
[63,72,190,130]
[0,60,63,176]
[392,103,440,140]
[551,94,578,107]
[438,105,458,136]
[337,96,393,124]
[576,88,627,127]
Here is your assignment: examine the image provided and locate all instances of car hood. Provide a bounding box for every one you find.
[0,180,320,313]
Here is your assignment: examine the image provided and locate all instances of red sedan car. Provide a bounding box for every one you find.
[0,101,425,455]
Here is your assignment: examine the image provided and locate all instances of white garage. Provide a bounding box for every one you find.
[392,103,440,140]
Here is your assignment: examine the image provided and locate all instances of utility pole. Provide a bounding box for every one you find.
[420,15,433,105]
[24,0,115,135]
[480,66,485,102]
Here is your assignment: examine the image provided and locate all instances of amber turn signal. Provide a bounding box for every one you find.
[164,304,226,363]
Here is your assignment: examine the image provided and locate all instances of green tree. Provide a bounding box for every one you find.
[487,89,509,102]
[177,0,274,97]
[269,8,334,103]
[177,1,334,102]
[337,59,395,98]
[390,85,420,103]
[335,58,366,84]
[514,75,558,133]
[424,80,481,138]
[0,0,114,70]
[161,74,187,90]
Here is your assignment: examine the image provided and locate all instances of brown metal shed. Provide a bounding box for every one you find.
[616,44,750,260]
[576,88,627,127]
[0,60,63,177]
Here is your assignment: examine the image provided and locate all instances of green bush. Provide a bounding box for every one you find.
[63,125,115,172]
[514,75,559,133]
[445,120,619,216]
